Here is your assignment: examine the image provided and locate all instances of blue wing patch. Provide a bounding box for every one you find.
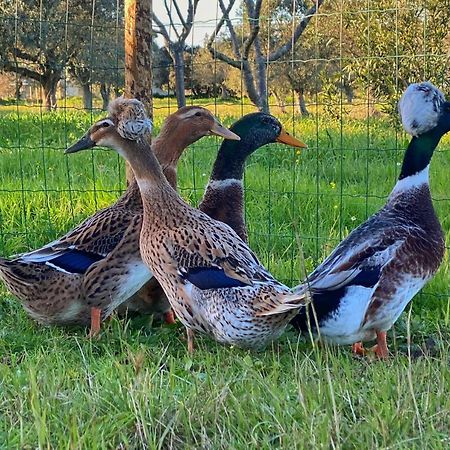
[349,266,382,288]
[182,266,249,290]
[46,249,104,274]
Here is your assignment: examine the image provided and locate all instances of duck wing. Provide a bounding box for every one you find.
[166,222,274,291]
[16,206,139,274]
[305,234,403,293]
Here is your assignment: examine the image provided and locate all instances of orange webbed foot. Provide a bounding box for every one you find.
[187,328,195,354]
[351,341,366,356]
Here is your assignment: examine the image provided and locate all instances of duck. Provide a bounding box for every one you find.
[198,112,307,241]
[65,99,310,351]
[122,112,307,315]
[290,82,447,358]
[0,99,239,335]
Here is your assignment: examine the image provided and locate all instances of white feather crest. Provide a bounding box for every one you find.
[398,82,445,137]
[108,97,153,140]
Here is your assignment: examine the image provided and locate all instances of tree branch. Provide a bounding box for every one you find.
[218,0,241,58]
[207,46,242,69]
[179,0,199,42]
[206,0,242,67]
[172,0,188,30]
[1,61,42,82]
[12,48,40,64]
[164,0,181,40]
[206,0,238,54]
[242,0,262,59]
[268,0,325,62]
[152,12,172,46]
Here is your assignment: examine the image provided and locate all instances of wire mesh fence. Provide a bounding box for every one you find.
[0,0,449,311]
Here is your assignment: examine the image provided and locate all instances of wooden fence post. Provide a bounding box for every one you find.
[124,0,153,183]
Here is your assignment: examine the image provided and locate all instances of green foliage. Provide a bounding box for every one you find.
[68,3,125,93]
[1,311,449,448]
[343,0,450,115]
[0,0,124,109]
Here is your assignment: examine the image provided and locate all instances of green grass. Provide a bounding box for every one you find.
[0,101,449,448]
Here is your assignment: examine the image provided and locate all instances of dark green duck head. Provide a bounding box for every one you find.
[210,112,307,181]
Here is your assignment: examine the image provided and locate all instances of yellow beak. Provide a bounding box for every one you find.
[210,122,241,140]
[276,128,307,148]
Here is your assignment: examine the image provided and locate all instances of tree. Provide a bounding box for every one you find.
[0,0,86,110]
[190,46,234,98]
[68,11,125,111]
[344,0,450,114]
[269,0,352,116]
[152,41,171,92]
[152,0,200,107]
[0,0,123,111]
[207,0,324,112]
[0,72,17,100]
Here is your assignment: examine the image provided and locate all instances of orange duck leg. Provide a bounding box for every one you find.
[87,307,102,338]
[370,331,389,359]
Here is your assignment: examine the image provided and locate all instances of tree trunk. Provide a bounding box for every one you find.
[295,88,309,116]
[343,83,354,103]
[124,0,153,185]
[173,49,186,108]
[254,38,269,113]
[241,61,261,110]
[100,82,110,110]
[273,91,286,113]
[220,85,230,100]
[42,77,59,111]
[82,83,93,110]
[59,78,66,99]
[256,68,269,113]
[124,0,153,113]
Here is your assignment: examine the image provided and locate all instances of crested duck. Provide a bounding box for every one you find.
[291,82,447,358]
[124,112,307,315]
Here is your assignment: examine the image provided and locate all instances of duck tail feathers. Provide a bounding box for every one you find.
[292,282,309,295]
[256,290,311,317]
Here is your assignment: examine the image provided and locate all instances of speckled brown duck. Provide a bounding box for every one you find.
[291,82,447,358]
[64,100,310,351]
[0,99,239,335]
[123,112,307,315]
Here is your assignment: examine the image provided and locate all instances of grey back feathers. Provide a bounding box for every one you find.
[108,97,153,141]
[398,81,445,137]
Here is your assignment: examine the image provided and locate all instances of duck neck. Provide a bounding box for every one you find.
[210,139,248,181]
[115,176,142,208]
[125,127,189,190]
[116,138,172,190]
[152,119,199,189]
[199,139,249,242]
[391,132,440,195]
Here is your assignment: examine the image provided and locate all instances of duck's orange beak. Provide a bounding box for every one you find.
[276,128,307,148]
[210,122,241,140]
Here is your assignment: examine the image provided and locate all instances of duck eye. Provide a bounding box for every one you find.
[195,112,202,117]
[101,121,111,128]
